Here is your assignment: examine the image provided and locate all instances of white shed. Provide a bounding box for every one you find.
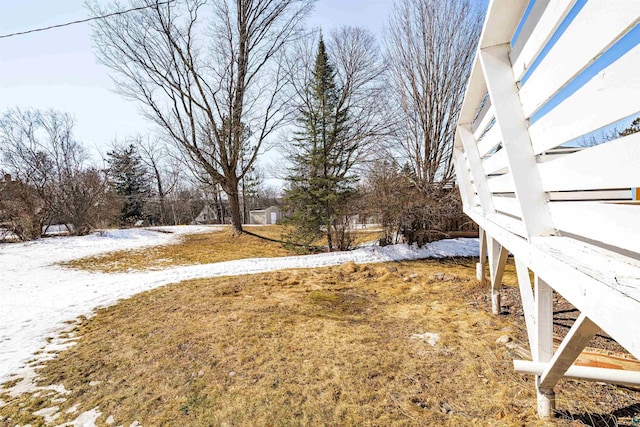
[249,206,282,225]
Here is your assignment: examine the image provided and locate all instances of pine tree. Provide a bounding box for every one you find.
[284,36,357,251]
[620,117,640,137]
[106,144,151,225]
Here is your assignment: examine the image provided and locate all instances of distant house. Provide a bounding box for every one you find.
[192,205,220,225]
[249,206,282,225]
[0,174,15,193]
[0,174,23,216]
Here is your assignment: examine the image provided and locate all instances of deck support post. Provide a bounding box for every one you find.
[515,260,536,352]
[477,227,488,284]
[536,386,556,418]
[534,275,555,417]
[535,313,599,417]
[487,233,508,314]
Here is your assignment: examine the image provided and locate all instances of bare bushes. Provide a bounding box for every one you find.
[399,186,464,246]
[0,108,113,239]
[363,160,467,247]
[0,177,46,241]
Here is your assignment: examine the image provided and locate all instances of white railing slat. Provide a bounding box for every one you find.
[493,195,523,218]
[537,133,640,192]
[519,1,640,118]
[549,190,632,201]
[453,146,476,209]
[481,148,508,175]
[477,124,502,158]
[528,44,640,154]
[473,106,495,141]
[459,126,496,214]
[511,0,574,81]
[549,202,640,254]
[487,172,515,194]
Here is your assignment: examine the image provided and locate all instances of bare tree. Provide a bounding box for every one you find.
[134,135,179,224]
[386,0,483,188]
[0,108,68,227]
[362,159,410,245]
[575,127,620,148]
[0,108,110,237]
[88,0,314,232]
[329,27,390,160]
[57,167,114,235]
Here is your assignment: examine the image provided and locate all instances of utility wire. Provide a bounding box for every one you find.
[0,0,175,40]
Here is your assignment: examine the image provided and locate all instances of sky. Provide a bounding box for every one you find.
[0,0,489,183]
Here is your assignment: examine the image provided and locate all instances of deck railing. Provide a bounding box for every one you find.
[454,0,640,417]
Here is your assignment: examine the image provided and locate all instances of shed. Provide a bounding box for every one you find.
[249,206,282,225]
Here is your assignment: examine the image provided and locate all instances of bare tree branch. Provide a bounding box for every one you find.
[87,0,314,231]
[385,0,483,188]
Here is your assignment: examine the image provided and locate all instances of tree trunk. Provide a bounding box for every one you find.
[241,174,247,224]
[227,190,243,233]
[152,164,166,225]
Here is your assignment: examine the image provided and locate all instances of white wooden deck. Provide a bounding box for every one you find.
[454,0,640,417]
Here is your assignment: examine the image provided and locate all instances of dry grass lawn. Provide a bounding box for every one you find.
[61,226,382,273]
[2,259,638,426]
[61,226,298,272]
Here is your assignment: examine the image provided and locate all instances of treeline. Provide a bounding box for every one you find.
[0,109,278,241]
[2,0,486,246]
[279,1,483,249]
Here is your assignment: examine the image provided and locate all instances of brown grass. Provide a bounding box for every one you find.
[2,259,638,426]
[61,226,382,272]
[61,226,297,272]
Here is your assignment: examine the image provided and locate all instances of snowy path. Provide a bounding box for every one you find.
[0,226,478,383]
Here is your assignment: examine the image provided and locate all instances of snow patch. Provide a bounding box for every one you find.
[33,406,60,423]
[58,407,102,427]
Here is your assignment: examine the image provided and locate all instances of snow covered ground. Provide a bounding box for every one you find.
[0,225,478,384]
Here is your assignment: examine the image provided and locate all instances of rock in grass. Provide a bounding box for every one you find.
[440,401,454,414]
[430,272,457,281]
[410,332,441,346]
[496,335,512,344]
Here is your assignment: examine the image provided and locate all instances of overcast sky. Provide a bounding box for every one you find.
[0,0,488,184]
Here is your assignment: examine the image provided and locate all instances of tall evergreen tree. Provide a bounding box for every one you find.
[106,144,151,225]
[284,37,357,251]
